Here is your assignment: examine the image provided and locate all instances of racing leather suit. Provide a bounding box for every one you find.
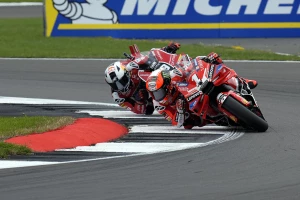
[111,67,154,115]
[111,43,181,115]
[150,65,209,129]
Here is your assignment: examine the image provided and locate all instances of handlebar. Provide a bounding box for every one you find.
[123,52,134,60]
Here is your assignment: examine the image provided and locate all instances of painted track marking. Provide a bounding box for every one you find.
[0,97,244,169]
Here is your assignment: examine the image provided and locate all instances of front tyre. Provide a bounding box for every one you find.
[222,96,268,132]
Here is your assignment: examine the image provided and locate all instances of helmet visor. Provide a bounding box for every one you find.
[152,87,167,101]
[109,73,130,92]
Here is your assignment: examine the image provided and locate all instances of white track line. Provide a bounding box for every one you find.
[57,143,205,153]
[56,124,239,153]
[0,96,118,107]
[0,96,244,170]
[130,125,242,133]
[0,161,59,169]
[56,125,243,154]
[76,110,161,118]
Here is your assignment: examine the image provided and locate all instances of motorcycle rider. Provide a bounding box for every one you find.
[105,41,257,118]
[145,51,258,129]
[104,42,181,115]
[145,67,201,129]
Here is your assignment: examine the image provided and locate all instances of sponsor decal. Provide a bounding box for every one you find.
[45,0,300,38]
[189,100,197,109]
[192,59,198,68]
[148,82,157,91]
[187,91,201,102]
[155,105,165,111]
[208,65,215,79]
[169,55,176,65]
[162,70,171,79]
[177,82,188,87]
[178,87,188,92]
[187,88,198,94]
[217,93,227,104]
[150,61,158,70]
[216,64,223,72]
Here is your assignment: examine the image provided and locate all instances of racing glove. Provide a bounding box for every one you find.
[175,98,186,128]
[206,52,223,64]
[138,89,149,102]
[145,99,154,115]
[176,98,185,114]
[162,42,181,54]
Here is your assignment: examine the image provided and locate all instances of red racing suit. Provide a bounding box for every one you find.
[112,45,181,115]
[151,57,211,129]
[111,67,154,115]
[149,66,201,129]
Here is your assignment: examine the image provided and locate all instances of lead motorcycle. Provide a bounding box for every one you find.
[124,44,268,132]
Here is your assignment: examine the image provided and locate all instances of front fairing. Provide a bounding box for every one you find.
[177,59,237,119]
[212,64,238,86]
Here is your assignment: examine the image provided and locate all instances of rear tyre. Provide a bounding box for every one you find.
[222,96,268,132]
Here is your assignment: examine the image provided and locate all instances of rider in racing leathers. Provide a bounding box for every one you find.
[104,42,182,115]
[146,67,200,129]
[145,52,258,129]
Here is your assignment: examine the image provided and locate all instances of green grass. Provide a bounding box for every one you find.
[0,143,32,159]
[0,116,76,158]
[0,18,300,60]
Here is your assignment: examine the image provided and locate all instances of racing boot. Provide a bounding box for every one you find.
[241,78,258,89]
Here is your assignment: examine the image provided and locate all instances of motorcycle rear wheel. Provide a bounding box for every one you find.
[222,96,268,132]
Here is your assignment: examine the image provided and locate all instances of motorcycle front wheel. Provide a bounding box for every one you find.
[222,96,268,132]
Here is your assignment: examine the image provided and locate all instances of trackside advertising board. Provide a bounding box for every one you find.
[44,0,300,38]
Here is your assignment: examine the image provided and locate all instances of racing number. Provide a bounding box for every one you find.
[192,74,202,86]
[191,68,208,87]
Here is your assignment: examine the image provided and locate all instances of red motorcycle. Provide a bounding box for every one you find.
[176,56,268,132]
[125,44,268,132]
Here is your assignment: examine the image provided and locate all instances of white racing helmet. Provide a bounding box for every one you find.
[105,62,131,93]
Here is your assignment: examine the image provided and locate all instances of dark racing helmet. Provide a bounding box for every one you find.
[105,62,131,93]
[146,69,171,102]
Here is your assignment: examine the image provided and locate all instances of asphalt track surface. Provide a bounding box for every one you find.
[0,6,42,18]
[0,59,300,200]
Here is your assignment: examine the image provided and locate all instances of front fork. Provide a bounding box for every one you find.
[216,91,251,123]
